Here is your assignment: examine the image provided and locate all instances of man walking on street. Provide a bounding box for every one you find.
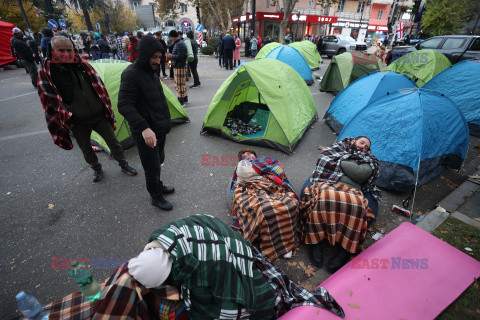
[186,30,201,88]
[11,28,38,88]
[166,30,188,106]
[154,31,168,77]
[118,36,174,211]
[221,32,236,70]
[37,36,137,182]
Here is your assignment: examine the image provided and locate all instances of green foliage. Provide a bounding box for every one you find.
[421,0,476,36]
[207,37,219,48]
[201,46,215,55]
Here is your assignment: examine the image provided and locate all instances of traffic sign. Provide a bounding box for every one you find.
[48,19,58,30]
[58,19,67,29]
[196,24,203,32]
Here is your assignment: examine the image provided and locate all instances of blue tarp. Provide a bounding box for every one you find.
[324,71,417,133]
[266,46,314,85]
[338,89,469,192]
[423,59,480,137]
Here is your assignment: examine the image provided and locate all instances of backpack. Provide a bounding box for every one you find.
[185,38,194,62]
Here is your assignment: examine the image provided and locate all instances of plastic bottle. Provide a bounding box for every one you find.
[69,261,102,301]
[16,291,48,320]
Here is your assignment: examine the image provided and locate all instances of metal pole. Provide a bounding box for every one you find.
[472,11,480,34]
[196,0,201,25]
[251,0,256,36]
[16,0,32,32]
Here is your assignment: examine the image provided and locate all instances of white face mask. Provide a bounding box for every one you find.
[128,248,173,288]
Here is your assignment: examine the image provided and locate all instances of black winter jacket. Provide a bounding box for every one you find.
[12,37,34,62]
[171,39,187,68]
[118,36,171,135]
[222,35,236,50]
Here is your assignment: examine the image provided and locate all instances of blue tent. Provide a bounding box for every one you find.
[324,71,417,133]
[338,89,469,192]
[423,59,480,137]
[234,61,249,71]
[266,46,314,85]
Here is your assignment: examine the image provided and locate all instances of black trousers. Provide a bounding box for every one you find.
[188,59,200,86]
[133,129,166,200]
[223,50,233,69]
[160,55,167,76]
[71,116,127,171]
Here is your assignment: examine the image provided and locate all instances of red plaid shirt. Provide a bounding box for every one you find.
[37,58,116,150]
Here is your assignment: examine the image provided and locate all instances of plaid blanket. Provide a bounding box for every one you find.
[149,214,276,320]
[173,67,187,98]
[230,157,298,228]
[93,261,187,320]
[253,246,344,318]
[18,263,187,320]
[37,59,116,150]
[301,182,375,254]
[310,138,381,201]
[233,178,300,261]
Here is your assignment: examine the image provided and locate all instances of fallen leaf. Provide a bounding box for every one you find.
[473,145,480,150]
[473,281,479,289]
[421,185,428,191]
[348,290,353,296]
[447,183,459,189]
[304,265,316,277]
[416,211,423,216]
[287,261,297,267]
[347,302,360,309]
[302,284,316,291]
[317,145,325,150]
[35,284,40,288]
[446,222,453,226]
[398,218,403,222]
[439,230,448,234]
[474,218,480,222]
[298,261,306,268]
[48,204,54,209]
[209,173,213,176]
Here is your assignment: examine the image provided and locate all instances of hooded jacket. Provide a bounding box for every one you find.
[118,36,171,135]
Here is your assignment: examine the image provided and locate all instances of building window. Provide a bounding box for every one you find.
[266,0,269,8]
[131,2,139,10]
[308,0,312,9]
[337,0,346,12]
[377,10,384,19]
[181,4,188,13]
[357,1,365,13]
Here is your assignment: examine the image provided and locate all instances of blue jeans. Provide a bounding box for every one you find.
[301,178,379,225]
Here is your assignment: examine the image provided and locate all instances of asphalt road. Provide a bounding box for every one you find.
[1,56,479,318]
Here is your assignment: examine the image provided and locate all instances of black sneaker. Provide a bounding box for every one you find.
[325,247,351,274]
[93,169,103,183]
[190,84,199,89]
[309,243,324,267]
[121,165,137,176]
[152,196,173,211]
[162,186,175,194]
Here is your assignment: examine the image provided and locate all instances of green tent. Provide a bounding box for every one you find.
[289,40,322,70]
[384,49,452,87]
[255,42,282,59]
[320,51,382,94]
[89,59,188,152]
[202,59,317,154]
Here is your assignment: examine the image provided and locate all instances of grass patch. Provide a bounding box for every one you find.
[432,217,480,319]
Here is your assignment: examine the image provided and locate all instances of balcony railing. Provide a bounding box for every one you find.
[371,0,394,4]
[334,11,364,20]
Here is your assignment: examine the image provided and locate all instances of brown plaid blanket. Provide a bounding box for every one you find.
[301,182,375,254]
[19,262,187,320]
[233,177,300,261]
[173,67,187,98]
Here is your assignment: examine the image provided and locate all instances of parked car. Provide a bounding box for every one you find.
[321,35,367,58]
[387,35,480,65]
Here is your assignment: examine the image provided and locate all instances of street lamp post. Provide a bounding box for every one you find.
[251,0,256,36]
[16,0,32,32]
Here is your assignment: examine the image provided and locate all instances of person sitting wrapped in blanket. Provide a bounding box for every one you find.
[94,214,345,320]
[230,149,300,262]
[301,136,381,274]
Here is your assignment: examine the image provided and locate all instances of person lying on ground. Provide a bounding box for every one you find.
[230,149,300,261]
[93,215,345,319]
[301,136,381,273]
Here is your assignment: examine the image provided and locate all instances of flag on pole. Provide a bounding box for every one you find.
[396,21,404,39]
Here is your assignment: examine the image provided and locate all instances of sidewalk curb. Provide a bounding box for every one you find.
[416,168,480,233]
[451,211,480,230]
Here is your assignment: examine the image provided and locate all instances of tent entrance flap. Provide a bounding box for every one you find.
[224,102,270,138]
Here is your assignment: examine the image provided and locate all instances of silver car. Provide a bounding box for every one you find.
[321,35,367,58]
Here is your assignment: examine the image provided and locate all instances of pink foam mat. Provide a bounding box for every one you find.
[280,222,480,320]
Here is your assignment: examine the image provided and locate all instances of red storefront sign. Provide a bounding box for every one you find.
[235,12,337,24]
[368,25,389,32]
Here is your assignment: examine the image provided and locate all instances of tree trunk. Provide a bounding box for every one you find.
[82,6,94,31]
[279,0,298,42]
[16,0,32,32]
